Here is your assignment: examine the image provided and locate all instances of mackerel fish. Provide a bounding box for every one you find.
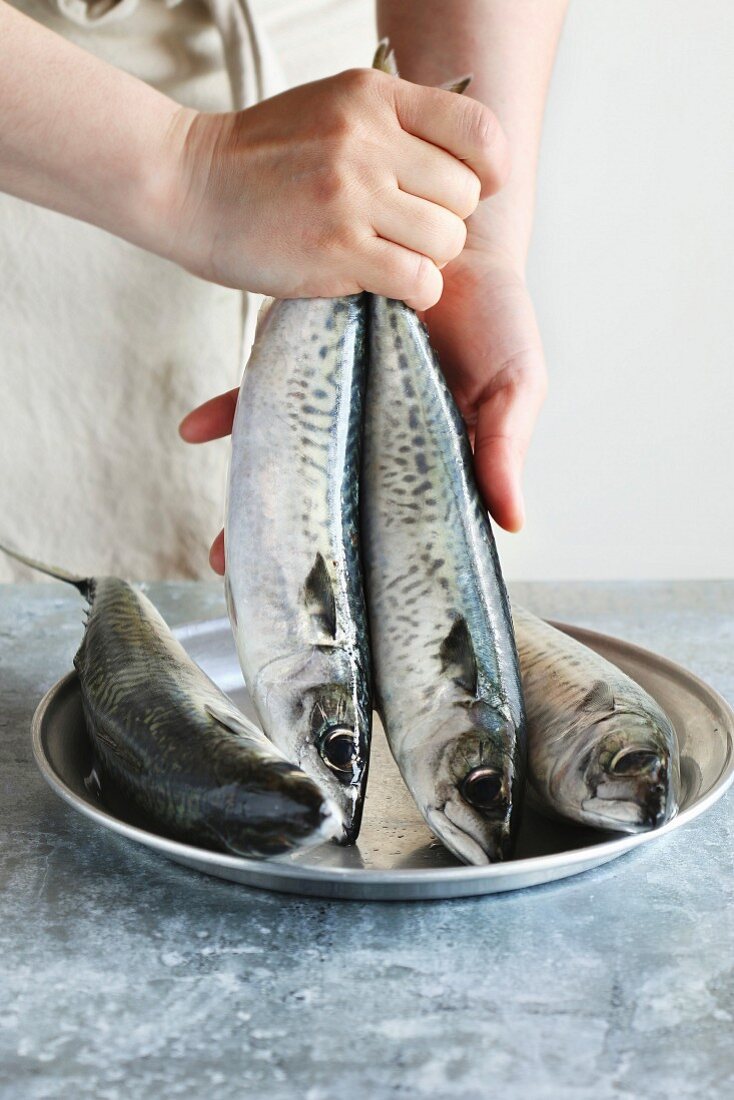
[225,296,371,843]
[512,603,681,831]
[362,297,526,864]
[2,543,339,857]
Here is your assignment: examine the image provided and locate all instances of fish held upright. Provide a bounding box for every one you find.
[362,297,527,865]
[225,295,372,844]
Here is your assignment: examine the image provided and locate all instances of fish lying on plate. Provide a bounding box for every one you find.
[1,543,340,858]
[512,603,681,831]
[225,295,372,844]
[362,296,527,865]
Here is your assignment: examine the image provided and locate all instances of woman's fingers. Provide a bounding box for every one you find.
[391,79,510,198]
[472,353,548,531]
[396,134,481,219]
[355,237,443,311]
[209,529,225,575]
[178,388,238,443]
[372,192,467,270]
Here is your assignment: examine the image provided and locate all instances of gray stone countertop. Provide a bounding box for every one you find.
[1,580,732,1100]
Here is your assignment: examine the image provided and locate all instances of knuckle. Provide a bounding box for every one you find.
[320,103,356,147]
[467,101,501,153]
[311,160,351,206]
[337,67,383,98]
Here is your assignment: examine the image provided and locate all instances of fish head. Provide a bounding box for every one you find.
[299,679,371,844]
[549,688,680,832]
[407,700,521,865]
[205,759,342,859]
[249,551,371,844]
[258,655,370,846]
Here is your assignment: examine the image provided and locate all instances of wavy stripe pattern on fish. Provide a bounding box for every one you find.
[225,295,371,843]
[362,296,526,865]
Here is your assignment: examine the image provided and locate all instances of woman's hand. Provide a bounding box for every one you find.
[179,242,547,574]
[421,247,547,531]
[162,69,508,311]
[0,5,508,314]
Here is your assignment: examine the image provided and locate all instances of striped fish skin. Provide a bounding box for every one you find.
[75,577,340,857]
[226,295,372,844]
[362,296,527,865]
[512,603,681,832]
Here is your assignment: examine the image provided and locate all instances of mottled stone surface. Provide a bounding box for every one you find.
[1,581,732,1100]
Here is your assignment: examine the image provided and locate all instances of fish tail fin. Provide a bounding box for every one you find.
[441,75,473,95]
[0,540,91,596]
[372,40,472,96]
[372,39,399,76]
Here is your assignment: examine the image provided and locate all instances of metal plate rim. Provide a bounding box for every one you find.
[30,617,734,898]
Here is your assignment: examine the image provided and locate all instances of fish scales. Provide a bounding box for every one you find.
[226,295,371,842]
[512,602,681,831]
[0,543,338,858]
[362,296,526,865]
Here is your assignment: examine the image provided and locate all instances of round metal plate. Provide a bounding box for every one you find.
[31,618,734,901]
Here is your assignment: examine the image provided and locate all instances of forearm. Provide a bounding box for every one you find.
[377,0,568,270]
[0,1,185,254]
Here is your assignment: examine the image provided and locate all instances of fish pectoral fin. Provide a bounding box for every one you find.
[580,680,616,713]
[204,701,268,748]
[303,552,338,640]
[91,727,145,774]
[439,617,478,696]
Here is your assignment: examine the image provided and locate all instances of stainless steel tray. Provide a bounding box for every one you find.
[31,617,734,901]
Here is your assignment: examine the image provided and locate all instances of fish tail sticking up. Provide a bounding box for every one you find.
[0,541,91,597]
[372,39,398,76]
[373,40,472,96]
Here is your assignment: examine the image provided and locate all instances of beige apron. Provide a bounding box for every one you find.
[0,0,284,581]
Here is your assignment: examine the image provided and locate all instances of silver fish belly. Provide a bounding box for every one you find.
[362,296,526,865]
[225,295,371,843]
[512,603,681,831]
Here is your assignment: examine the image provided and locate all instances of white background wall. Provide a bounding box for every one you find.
[255,0,734,580]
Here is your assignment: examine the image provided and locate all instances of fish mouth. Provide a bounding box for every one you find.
[567,727,678,833]
[581,772,674,833]
[426,801,512,865]
[336,792,364,846]
[222,798,343,859]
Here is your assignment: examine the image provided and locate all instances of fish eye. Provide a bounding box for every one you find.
[609,748,661,776]
[461,767,503,809]
[319,726,359,775]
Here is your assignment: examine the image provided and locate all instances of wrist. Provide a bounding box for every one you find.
[464,204,530,279]
[126,102,200,264]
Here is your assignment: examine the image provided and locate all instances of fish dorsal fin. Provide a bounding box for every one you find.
[439,617,478,696]
[304,553,337,640]
[580,680,616,713]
